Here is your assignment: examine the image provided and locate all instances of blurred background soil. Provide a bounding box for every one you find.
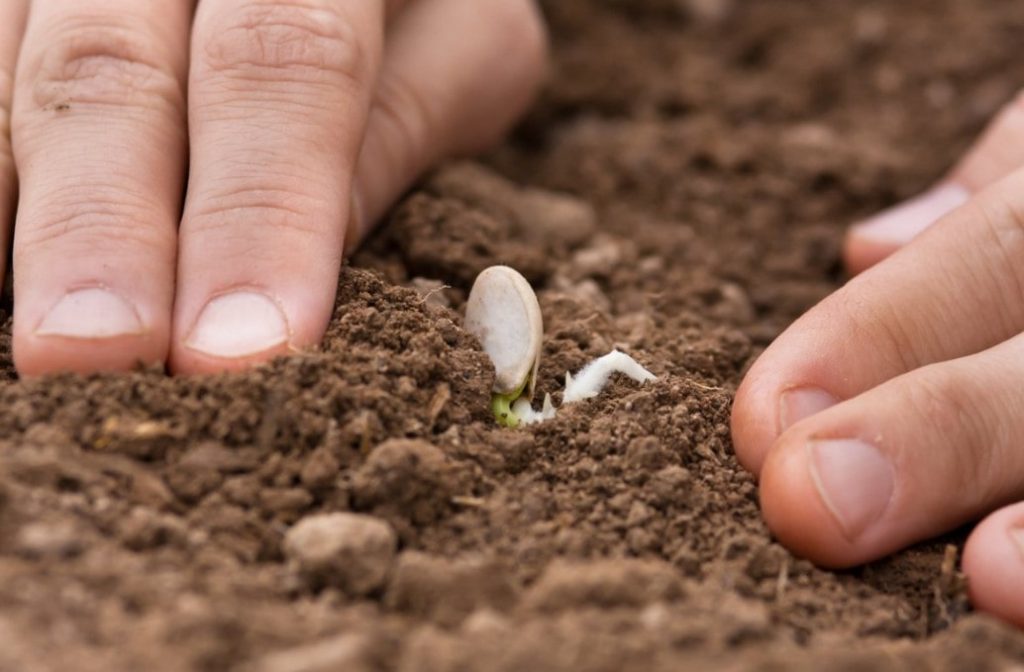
[3,1,1024,670]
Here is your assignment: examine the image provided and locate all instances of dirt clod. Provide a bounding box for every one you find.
[284,512,398,595]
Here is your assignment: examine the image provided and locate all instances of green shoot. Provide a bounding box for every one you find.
[492,377,529,428]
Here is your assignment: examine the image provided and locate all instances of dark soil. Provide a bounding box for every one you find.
[4,1,1024,670]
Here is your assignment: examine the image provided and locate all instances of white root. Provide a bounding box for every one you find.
[511,350,657,425]
[563,350,657,404]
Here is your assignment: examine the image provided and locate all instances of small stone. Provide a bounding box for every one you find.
[14,520,85,559]
[571,235,623,278]
[513,189,597,247]
[284,512,397,595]
[252,634,380,672]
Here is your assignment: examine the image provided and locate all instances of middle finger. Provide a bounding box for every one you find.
[171,0,387,372]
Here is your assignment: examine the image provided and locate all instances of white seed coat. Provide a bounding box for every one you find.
[465,266,544,397]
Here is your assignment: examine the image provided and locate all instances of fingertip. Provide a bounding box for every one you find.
[14,332,169,377]
[964,504,1024,628]
[759,438,862,569]
[12,287,170,376]
[730,370,779,475]
[731,352,840,476]
[169,286,330,375]
[843,232,898,276]
[168,344,292,376]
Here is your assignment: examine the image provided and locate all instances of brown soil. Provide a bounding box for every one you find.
[4,1,1024,670]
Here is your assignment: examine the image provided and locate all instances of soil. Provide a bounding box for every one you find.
[3,1,1024,670]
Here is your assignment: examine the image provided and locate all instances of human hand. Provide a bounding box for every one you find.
[731,93,1024,626]
[0,0,546,375]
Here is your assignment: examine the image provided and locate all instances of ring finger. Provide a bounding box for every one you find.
[170,0,388,372]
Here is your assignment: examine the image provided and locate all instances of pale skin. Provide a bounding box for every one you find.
[732,94,1024,627]
[0,0,547,375]
[5,0,1024,632]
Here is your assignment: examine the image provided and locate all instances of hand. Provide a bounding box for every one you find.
[731,92,1024,627]
[0,0,546,375]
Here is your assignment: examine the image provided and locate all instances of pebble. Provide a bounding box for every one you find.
[283,512,397,595]
[14,520,84,559]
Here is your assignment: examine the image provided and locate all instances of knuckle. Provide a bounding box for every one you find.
[832,287,922,371]
[189,184,329,239]
[975,193,1024,320]
[27,19,183,114]
[18,205,171,258]
[200,2,369,86]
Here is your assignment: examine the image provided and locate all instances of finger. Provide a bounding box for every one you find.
[963,502,1024,628]
[757,332,1024,568]
[10,1,191,375]
[732,167,1024,473]
[171,0,388,373]
[346,0,548,249]
[0,1,27,283]
[846,92,1024,274]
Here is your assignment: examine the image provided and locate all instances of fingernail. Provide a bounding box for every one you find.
[779,387,839,432]
[36,288,144,339]
[852,182,969,244]
[807,439,895,541]
[185,291,289,359]
[1011,528,1024,563]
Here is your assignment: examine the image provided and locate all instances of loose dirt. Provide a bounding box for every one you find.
[3,1,1024,670]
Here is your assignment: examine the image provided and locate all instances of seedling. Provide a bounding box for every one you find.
[465,266,544,427]
[466,266,657,427]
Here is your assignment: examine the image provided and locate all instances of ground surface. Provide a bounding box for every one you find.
[3,1,1024,670]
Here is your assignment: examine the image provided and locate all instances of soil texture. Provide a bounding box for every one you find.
[4,1,1024,670]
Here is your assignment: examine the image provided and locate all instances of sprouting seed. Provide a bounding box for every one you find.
[465,266,543,428]
[465,265,657,428]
